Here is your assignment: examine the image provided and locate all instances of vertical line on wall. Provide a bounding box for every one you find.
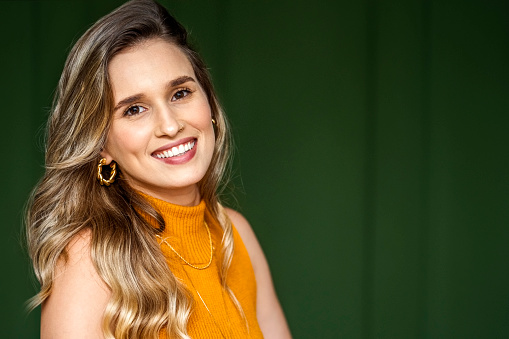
[214,0,231,102]
[361,0,378,338]
[420,0,432,337]
[214,0,232,122]
[27,1,43,334]
[29,0,44,180]
[215,0,244,210]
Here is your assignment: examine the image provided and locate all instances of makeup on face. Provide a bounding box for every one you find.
[102,39,215,204]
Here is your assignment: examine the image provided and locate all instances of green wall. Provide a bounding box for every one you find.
[2,0,508,338]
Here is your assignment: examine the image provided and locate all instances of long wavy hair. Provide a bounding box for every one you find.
[25,1,238,338]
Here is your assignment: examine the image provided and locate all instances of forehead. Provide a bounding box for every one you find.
[108,39,195,96]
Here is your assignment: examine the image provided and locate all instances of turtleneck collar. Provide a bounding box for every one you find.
[139,192,212,265]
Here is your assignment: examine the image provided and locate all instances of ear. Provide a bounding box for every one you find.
[100,147,114,165]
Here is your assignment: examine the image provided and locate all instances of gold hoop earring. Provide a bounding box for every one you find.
[97,158,117,186]
[211,118,217,125]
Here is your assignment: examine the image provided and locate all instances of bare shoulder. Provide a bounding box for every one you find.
[41,228,110,339]
[224,208,267,275]
[224,207,250,233]
[224,208,292,338]
[224,208,260,255]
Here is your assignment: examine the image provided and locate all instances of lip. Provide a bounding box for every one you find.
[151,137,197,165]
[152,137,196,154]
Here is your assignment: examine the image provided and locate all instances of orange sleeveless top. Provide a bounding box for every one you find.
[142,194,264,338]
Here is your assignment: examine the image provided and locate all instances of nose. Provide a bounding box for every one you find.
[154,105,183,138]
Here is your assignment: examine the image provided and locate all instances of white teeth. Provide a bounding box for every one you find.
[155,141,195,159]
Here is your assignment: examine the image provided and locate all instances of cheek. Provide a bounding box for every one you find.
[107,123,151,157]
[194,100,213,131]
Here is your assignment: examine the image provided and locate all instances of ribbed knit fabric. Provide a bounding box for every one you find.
[140,194,264,339]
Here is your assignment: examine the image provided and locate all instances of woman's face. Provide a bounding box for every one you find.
[102,39,215,205]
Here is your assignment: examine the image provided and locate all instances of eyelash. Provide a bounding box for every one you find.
[122,87,194,116]
[124,105,147,117]
[172,87,193,101]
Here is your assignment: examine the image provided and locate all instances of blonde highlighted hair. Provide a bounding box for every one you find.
[25,0,239,338]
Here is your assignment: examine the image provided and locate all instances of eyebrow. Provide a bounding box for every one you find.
[169,75,195,88]
[113,94,145,112]
[113,76,196,112]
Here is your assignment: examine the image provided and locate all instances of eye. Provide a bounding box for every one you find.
[124,105,147,116]
[171,88,192,102]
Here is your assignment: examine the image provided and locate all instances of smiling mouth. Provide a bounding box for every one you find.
[154,140,196,159]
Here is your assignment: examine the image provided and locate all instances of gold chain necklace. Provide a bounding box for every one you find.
[181,267,230,339]
[156,222,234,338]
[155,221,213,270]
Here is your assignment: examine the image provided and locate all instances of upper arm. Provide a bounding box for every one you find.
[41,229,110,339]
[225,208,292,339]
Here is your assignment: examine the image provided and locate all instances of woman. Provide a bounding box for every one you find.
[25,0,291,338]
